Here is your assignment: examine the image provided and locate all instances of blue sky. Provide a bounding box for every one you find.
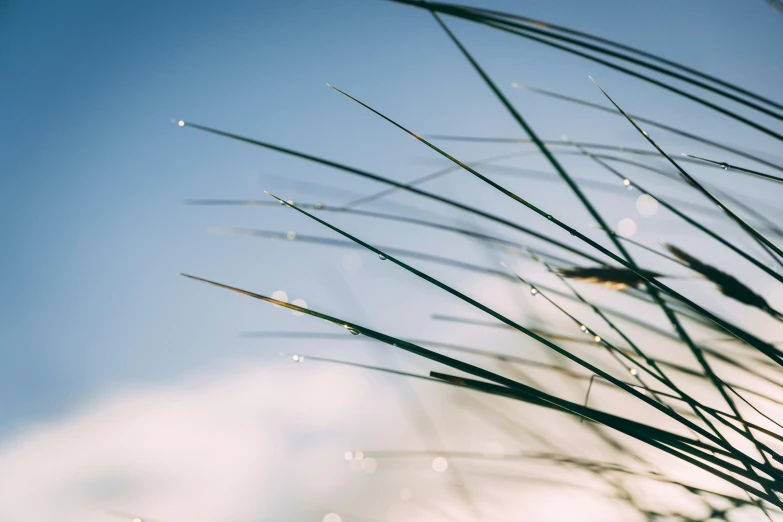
[1,0,781,436]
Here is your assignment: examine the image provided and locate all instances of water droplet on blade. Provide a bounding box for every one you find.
[344,325,360,336]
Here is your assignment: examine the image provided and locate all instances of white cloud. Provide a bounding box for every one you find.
[0,359,369,522]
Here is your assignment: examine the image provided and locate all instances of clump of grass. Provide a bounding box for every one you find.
[179,1,783,518]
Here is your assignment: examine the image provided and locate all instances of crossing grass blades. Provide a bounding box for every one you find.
[179,2,783,520]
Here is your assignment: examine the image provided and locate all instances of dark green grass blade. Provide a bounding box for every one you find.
[209,226,521,281]
[179,121,783,354]
[190,200,527,249]
[320,85,783,365]
[425,1,783,114]
[194,196,781,299]
[479,17,783,142]
[712,188,783,242]
[590,78,783,262]
[182,273,783,498]
[248,330,783,417]
[181,273,724,452]
[429,372,739,464]
[390,0,783,139]
[502,260,783,452]
[423,139,782,231]
[431,315,783,416]
[262,191,783,464]
[423,135,686,161]
[684,154,783,184]
[292,351,783,499]
[430,372,782,500]
[425,8,749,442]
[343,151,525,208]
[190,199,593,267]
[198,200,777,370]
[512,83,783,176]
[178,121,606,266]
[573,144,783,284]
[568,152,783,239]
[206,215,720,333]
[432,313,783,389]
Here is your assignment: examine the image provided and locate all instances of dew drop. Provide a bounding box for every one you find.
[314,202,323,209]
[292,354,304,363]
[343,451,354,461]
[354,451,364,460]
[345,325,360,336]
[720,163,729,170]
[286,231,296,240]
[629,368,639,376]
[176,120,185,127]
[593,335,602,343]
[378,254,387,261]
[623,178,631,187]
[580,325,587,332]
[286,199,294,206]
[530,287,538,296]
